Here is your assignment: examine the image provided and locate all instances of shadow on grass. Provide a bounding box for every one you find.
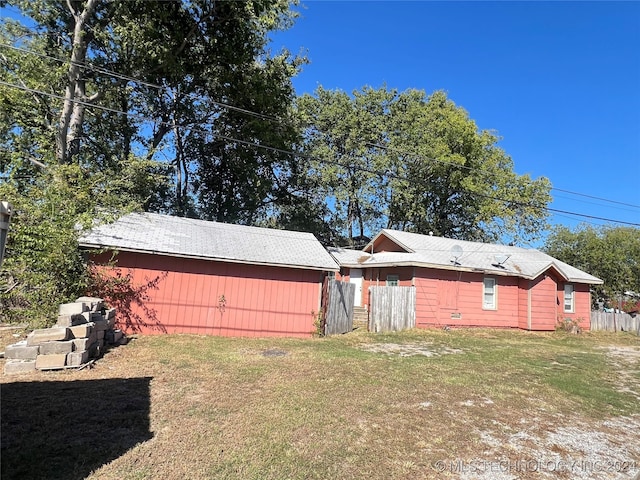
[1,377,153,480]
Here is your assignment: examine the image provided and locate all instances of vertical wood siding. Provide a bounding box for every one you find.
[98,251,324,337]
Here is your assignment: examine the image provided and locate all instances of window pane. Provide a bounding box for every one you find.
[483,278,496,308]
[564,284,574,312]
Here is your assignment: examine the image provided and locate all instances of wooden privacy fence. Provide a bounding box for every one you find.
[590,311,640,335]
[323,278,355,336]
[368,286,416,333]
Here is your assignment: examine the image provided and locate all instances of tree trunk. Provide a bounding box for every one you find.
[56,0,99,164]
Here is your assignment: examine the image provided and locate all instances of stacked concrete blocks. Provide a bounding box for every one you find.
[3,297,125,375]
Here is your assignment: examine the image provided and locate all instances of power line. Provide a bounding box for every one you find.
[4,42,638,215]
[551,187,640,209]
[366,142,640,212]
[1,78,639,228]
[0,43,287,123]
[3,41,637,213]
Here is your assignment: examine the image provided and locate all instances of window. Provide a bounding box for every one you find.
[564,284,574,313]
[483,278,497,309]
[386,275,399,286]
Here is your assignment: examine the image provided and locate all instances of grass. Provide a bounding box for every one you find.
[1,328,639,479]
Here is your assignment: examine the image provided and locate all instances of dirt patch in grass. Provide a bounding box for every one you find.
[359,342,463,357]
[1,330,639,480]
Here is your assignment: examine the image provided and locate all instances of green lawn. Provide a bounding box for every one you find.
[2,328,639,479]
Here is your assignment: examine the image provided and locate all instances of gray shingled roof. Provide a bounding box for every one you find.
[79,212,339,271]
[330,229,602,284]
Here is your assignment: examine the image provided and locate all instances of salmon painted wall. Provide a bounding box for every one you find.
[518,279,531,330]
[556,282,591,331]
[528,274,558,330]
[92,251,325,337]
[362,267,414,306]
[413,269,521,328]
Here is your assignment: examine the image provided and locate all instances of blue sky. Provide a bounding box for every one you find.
[270,1,640,233]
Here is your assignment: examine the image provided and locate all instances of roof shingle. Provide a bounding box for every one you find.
[79,212,339,271]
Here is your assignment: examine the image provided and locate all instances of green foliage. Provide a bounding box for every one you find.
[1,0,302,324]
[295,86,551,245]
[544,224,640,305]
[0,159,169,326]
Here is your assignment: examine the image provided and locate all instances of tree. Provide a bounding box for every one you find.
[544,224,640,307]
[0,0,302,324]
[295,86,552,245]
[296,86,394,245]
[2,0,302,216]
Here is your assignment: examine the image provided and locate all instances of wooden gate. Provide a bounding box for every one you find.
[322,278,355,335]
[369,286,416,333]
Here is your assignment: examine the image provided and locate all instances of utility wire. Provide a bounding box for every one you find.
[0,43,286,123]
[1,44,637,212]
[2,79,639,228]
[365,142,640,211]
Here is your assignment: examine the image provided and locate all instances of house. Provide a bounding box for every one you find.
[329,229,603,331]
[79,213,339,337]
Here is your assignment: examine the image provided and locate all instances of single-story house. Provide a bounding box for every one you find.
[329,229,603,331]
[79,213,339,337]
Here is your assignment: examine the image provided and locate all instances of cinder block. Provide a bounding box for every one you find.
[56,313,87,327]
[93,319,108,332]
[105,308,116,320]
[106,329,124,345]
[75,296,105,311]
[96,329,105,340]
[59,303,88,315]
[81,311,92,323]
[39,340,75,355]
[5,341,39,360]
[73,338,88,351]
[35,353,67,370]
[88,341,102,359]
[4,360,37,375]
[27,327,69,346]
[67,350,89,366]
[69,323,94,339]
[106,317,116,329]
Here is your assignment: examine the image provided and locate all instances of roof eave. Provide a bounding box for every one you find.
[79,243,339,272]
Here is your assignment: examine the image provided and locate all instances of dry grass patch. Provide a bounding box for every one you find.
[1,329,639,479]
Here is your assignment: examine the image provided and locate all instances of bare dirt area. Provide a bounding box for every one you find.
[1,329,639,480]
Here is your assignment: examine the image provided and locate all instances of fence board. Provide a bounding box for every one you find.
[590,311,640,335]
[324,279,355,336]
[369,286,416,333]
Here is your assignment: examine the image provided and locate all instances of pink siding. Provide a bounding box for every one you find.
[95,251,324,337]
[360,266,594,331]
[528,274,558,330]
[413,269,520,328]
[517,279,531,330]
[362,267,414,307]
[556,282,591,331]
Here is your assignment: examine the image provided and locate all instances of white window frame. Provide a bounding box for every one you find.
[386,274,399,286]
[563,284,575,313]
[483,277,497,310]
